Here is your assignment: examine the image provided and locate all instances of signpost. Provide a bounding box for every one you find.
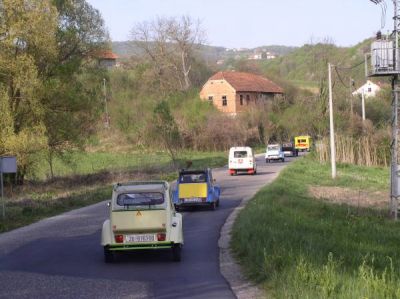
[0,156,17,219]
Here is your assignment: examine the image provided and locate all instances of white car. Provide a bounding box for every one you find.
[228,146,257,175]
[265,144,285,163]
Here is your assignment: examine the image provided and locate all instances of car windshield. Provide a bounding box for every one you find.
[234,151,248,158]
[268,145,279,151]
[180,173,207,183]
[116,192,165,209]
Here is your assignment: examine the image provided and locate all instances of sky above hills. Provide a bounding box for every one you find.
[87,0,393,48]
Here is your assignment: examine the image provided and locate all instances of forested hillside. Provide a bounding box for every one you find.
[259,39,373,89]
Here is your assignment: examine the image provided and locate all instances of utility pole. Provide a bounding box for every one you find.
[361,91,366,121]
[349,78,354,116]
[328,63,337,179]
[103,78,110,129]
[390,0,399,220]
[369,0,400,220]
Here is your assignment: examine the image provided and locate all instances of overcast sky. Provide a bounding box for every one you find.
[86,0,393,48]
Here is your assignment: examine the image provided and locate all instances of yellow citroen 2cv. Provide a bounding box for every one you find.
[101,181,183,262]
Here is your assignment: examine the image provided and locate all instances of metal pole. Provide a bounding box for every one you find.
[391,78,399,220]
[103,78,110,129]
[389,0,399,220]
[1,171,4,220]
[349,78,354,116]
[328,63,337,179]
[361,91,366,121]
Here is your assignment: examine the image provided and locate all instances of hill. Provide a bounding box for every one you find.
[111,41,297,62]
[258,38,373,90]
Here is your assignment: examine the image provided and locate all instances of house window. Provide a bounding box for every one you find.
[246,95,250,105]
[208,96,213,102]
[368,88,372,92]
[222,96,227,106]
[240,95,243,105]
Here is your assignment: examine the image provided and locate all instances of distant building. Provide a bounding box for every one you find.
[248,52,266,60]
[200,71,284,116]
[97,50,119,69]
[248,51,276,60]
[352,80,381,98]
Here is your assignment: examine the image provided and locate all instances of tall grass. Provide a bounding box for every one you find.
[316,134,390,167]
[231,156,399,298]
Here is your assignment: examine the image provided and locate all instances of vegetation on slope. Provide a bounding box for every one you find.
[232,155,400,298]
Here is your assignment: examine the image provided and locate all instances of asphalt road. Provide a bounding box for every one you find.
[0,154,297,299]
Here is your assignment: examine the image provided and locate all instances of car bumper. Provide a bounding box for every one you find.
[106,241,174,251]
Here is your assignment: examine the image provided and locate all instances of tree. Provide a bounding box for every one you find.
[152,101,182,168]
[0,0,58,181]
[42,0,108,178]
[130,16,205,93]
[0,0,108,180]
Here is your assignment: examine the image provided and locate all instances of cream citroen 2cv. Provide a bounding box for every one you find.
[101,181,183,262]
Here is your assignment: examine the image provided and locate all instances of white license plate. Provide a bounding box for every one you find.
[125,234,155,243]
[184,197,203,203]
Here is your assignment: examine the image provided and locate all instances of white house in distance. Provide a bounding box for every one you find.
[352,80,381,98]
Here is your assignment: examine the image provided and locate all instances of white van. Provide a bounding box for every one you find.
[228,146,257,175]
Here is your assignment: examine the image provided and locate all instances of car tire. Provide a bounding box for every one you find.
[216,199,220,207]
[210,201,217,210]
[104,247,115,263]
[265,159,268,163]
[172,244,182,262]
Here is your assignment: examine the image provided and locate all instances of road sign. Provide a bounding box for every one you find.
[0,156,17,219]
[0,156,17,173]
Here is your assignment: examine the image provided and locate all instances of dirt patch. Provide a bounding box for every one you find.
[308,186,389,209]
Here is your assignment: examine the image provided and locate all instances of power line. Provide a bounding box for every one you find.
[334,60,365,71]
[333,66,350,88]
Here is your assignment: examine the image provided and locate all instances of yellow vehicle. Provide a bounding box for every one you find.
[294,135,312,152]
[101,181,183,262]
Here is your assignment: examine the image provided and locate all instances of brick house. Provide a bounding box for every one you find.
[200,71,283,115]
[97,50,119,69]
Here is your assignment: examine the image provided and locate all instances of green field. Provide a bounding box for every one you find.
[31,150,227,180]
[0,150,227,233]
[232,155,400,298]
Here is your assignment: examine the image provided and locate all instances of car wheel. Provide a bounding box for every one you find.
[265,159,268,163]
[172,244,182,262]
[104,247,115,263]
[216,198,220,207]
[210,201,217,210]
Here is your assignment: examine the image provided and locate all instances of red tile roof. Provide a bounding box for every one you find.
[209,71,283,93]
[97,50,118,60]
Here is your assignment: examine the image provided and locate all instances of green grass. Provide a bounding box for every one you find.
[0,150,227,233]
[231,155,400,298]
[32,150,228,180]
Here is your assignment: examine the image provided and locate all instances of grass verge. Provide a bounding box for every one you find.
[231,154,400,298]
[0,150,227,233]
